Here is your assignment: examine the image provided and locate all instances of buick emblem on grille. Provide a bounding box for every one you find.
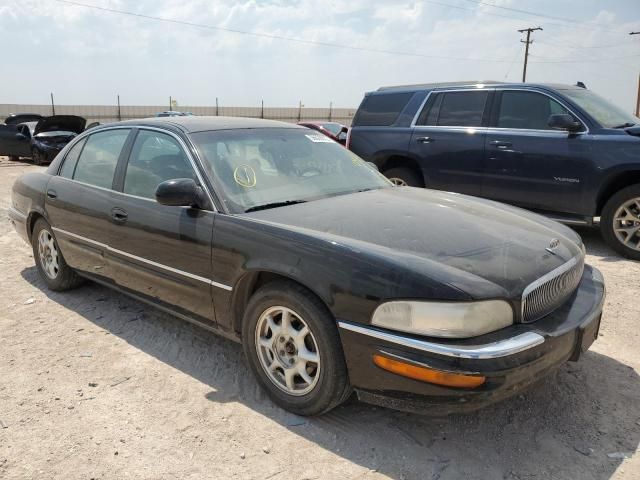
[546,238,560,255]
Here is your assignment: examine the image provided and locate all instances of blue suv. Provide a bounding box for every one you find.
[348,81,640,259]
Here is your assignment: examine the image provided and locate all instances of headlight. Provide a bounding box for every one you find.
[371,300,513,338]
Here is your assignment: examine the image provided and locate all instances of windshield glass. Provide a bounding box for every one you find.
[191,128,391,213]
[561,89,638,128]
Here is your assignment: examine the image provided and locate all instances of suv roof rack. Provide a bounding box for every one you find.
[377,81,505,92]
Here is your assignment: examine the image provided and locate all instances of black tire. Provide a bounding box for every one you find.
[8,155,20,162]
[383,166,424,187]
[31,218,84,291]
[242,280,351,416]
[600,184,640,261]
[32,149,44,166]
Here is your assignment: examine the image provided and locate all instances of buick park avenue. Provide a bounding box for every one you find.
[9,117,605,415]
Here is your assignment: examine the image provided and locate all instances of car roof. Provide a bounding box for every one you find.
[375,81,585,93]
[112,116,306,133]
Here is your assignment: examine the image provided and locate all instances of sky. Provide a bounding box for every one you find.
[1,0,639,111]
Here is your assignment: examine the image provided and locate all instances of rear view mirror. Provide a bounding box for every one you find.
[548,114,582,132]
[155,178,207,208]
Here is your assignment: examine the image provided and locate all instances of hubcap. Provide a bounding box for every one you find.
[255,306,320,396]
[613,197,640,251]
[38,229,60,279]
[389,177,408,186]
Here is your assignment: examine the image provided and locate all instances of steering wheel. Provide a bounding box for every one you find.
[298,167,322,178]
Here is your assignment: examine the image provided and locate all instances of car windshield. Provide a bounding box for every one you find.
[561,89,639,129]
[191,128,391,213]
[321,123,342,136]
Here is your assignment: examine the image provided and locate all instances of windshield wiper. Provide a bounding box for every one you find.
[244,200,307,213]
[612,122,636,129]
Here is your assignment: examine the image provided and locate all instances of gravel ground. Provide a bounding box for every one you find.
[0,156,638,480]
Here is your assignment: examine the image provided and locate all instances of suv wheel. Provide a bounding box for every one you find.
[601,184,640,260]
[32,218,84,291]
[8,155,20,162]
[242,281,351,416]
[32,149,45,166]
[383,167,424,187]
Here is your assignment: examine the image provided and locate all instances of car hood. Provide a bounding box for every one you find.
[34,115,86,136]
[244,187,583,298]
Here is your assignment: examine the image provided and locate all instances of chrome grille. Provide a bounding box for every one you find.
[521,255,585,323]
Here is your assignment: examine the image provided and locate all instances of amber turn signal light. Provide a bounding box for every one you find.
[372,354,486,389]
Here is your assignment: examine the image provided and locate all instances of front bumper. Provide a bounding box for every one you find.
[338,265,605,415]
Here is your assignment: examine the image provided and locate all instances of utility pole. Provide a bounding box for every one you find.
[631,32,640,116]
[50,92,55,115]
[117,94,122,121]
[518,27,542,82]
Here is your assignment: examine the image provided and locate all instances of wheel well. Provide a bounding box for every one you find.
[231,271,326,335]
[26,212,44,243]
[379,155,422,177]
[597,171,640,215]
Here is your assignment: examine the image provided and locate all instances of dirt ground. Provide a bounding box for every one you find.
[0,156,638,480]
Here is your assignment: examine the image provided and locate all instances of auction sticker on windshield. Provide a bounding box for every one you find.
[305,134,334,143]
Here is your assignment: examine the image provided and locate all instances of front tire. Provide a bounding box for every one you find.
[32,218,84,291]
[600,184,640,260]
[242,281,351,416]
[383,167,424,187]
[32,149,45,166]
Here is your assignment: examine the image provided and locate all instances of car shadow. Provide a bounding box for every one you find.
[20,266,639,480]
[573,226,625,263]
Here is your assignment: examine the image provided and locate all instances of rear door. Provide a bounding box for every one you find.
[46,127,133,282]
[107,128,216,325]
[0,123,31,157]
[481,89,590,215]
[409,89,491,196]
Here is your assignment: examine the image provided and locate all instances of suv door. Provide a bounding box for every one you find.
[409,89,491,196]
[482,89,590,215]
[46,127,133,283]
[108,128,216,325]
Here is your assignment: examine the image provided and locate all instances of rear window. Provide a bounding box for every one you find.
[353,93,413,126]
[417,91,489,127]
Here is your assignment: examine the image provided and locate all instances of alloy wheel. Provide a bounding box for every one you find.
[255,306,321,396]
[388,177,408,186]
[38,229,60,279]
[613,197,640,251]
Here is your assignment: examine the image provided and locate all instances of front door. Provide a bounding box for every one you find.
[409,89,491,196]
[481,89,590,215]
[46,128,132,283]
[0,124,31,157]
[108,128,216,325]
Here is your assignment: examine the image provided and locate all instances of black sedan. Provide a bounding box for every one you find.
[9,117,605,416]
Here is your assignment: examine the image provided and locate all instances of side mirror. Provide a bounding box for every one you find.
[548,114,582,132]
[155,178,206,208]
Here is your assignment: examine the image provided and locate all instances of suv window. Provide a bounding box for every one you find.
[123,130,196,199]
[60,138,87,178]
[497,91,571,130]
[418,91,489,127]
[73,129,130,189]
[353,93,413,126]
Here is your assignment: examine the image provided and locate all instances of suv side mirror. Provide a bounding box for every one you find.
[155,178,206,208]
[548,114,582,132]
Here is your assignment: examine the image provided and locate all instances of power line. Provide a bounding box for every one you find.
[461,0,626,34]
[49,0,519,64]
[529,53,640,64]
[535,40,637,50]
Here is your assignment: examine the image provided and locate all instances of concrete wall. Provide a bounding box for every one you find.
[0,104,357,126]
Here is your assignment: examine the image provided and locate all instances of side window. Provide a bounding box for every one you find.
[123,130,196,199]
[352,93,413,126]
[497,91,571,130]
[432,91,488,127]
[59,138,87,178]
[73,129,130,189]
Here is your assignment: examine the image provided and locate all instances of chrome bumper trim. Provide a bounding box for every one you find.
[338,321,545,359]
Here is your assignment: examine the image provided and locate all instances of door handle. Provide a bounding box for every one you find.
[46,189,57,199]
[110,207,128,224]
[416,136,433,144]
[489,140,512,149]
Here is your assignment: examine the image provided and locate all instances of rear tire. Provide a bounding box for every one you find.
[242,281,351,416]
[8,155,20,162]
[384,167,424,187]
[32,149,45,166]
[31,218,84,291]
[600,184,640,260]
